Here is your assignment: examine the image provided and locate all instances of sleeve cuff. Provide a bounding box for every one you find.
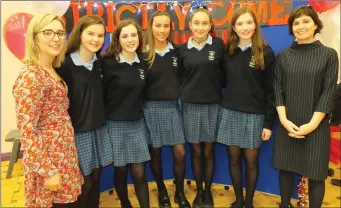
[263,121,273,130]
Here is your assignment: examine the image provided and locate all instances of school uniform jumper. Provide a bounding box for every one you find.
[102,53,151,167]
[57,52,112,177]
[179,35,226,143]
[217,45,277,148]
[143,42,185,147]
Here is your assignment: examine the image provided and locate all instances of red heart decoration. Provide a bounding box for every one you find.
[307,1,340,13]
[3,13,33,61]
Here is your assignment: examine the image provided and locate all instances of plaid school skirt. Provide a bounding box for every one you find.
[182,102,220,143]
[75,124,112,176]
[107,119,151,167]
[143,101,185,148]
[217,108,264,149]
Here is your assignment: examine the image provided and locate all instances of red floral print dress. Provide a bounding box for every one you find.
[13,63,84,207]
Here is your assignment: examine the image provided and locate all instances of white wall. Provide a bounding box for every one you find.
[1,1,34,153]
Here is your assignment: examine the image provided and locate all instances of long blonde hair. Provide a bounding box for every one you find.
[227,7,267,70]
[23,13,66,68]
[146,11,172,68]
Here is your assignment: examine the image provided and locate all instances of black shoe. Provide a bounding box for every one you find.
[230,199,245,208]
[245,204,254,208]
[192,190,204,208]
[121,201,133,208]
[328,168,335,177]
[158,189,171,208]
[202,189,214,208]
[331,179,341,187]
[279,203,294,208]
[175,192,191,208]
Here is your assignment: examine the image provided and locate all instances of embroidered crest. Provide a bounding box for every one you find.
[99,68,103,78]
[249,56,256,68]
[172,57,178,67]
[208,51,215,61]
[139,69,145,79]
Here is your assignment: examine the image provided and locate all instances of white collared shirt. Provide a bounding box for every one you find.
[118,52,140,65]
[155,42,174,56]
[187,35,213,51]
[70,51,97,71]
[238,43,252,52]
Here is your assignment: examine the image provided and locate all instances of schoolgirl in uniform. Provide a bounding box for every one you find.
[57,15,112,208]
[216,7,276,208]
[179,6,226,208]
[143,11,190,208]
[102,19,150,208]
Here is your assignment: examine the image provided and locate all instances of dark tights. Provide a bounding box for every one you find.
[115,163,149,208]
[190,142,215,192]
[279,170,325,208]
[149,144,186,194]
[227,145,259,205]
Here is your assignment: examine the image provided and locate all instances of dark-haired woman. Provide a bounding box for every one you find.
[273,6,338,208]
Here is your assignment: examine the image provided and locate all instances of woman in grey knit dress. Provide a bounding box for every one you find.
[273,6,338,208]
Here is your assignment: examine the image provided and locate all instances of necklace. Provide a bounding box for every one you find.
[192,35,209,45]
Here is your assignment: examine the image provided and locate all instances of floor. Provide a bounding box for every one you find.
[1,159,340,207]
[1,132,340,207]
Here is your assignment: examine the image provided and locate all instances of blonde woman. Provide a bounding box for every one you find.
[13,13,83,208]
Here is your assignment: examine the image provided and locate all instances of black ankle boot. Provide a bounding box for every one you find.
[121,201,133,208]
[230,199,245,208]
[279,203,294,208]
[193,190,204,208]
[175,192,191,208]
[158,189,171,208]
[245,203,254,208]
[202,189,214,208]
[332,179,341,187]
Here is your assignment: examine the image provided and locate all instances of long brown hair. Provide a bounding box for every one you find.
[66,15,105,55]
[146,11,172,67]
[103,19,143,60]
[227,7,267,70]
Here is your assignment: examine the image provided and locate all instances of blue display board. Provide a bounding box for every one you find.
[99,0,308,198]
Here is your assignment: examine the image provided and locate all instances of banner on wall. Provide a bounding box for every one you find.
[3,0,293,60]
[63,0,293,44]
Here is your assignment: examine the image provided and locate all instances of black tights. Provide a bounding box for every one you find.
[77,168,102,208]
[114,163,149,208]
[149,144,186,194]
[53,201,79,208]
[191,142,215,192]
[279,170,325,208]
[227,145,259,205]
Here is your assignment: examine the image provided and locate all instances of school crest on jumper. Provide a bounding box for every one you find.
[139,69,145,79]
[208,51,215,61]
[172,57,178,67]
[249,56,256,68]
[99,68,103,78]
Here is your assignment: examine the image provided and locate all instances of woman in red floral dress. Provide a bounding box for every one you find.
[13,13,83,208]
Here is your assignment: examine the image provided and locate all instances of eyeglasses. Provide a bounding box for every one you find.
[37,29,66,40]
